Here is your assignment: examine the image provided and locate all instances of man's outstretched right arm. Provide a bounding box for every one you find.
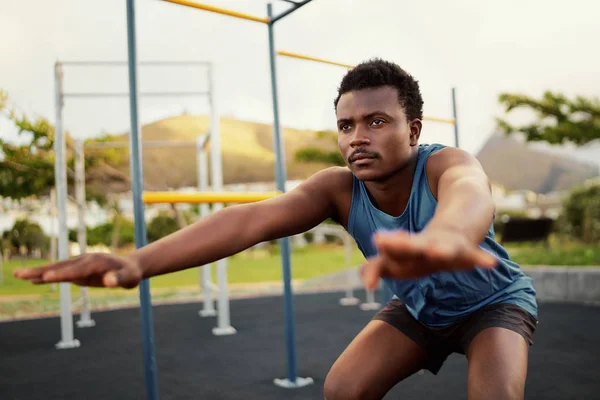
[134,167,343,279]
[14,167,346,288]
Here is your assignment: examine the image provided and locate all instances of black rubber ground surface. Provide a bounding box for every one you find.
[1,290,598,399]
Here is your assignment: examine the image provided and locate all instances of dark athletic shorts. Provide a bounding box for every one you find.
[372,299,538,375]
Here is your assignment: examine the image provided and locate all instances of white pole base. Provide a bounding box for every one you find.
[273,377,314,389]
[359,302,381,311]
[199,309,217,317]
[212,326,237,336]
[55,339,81,350]
[76,319,96,328]
[339,297,360,306]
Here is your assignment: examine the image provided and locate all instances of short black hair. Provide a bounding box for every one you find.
[333,58,424,121]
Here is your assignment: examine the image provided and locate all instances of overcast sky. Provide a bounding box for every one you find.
[1,0,599,159]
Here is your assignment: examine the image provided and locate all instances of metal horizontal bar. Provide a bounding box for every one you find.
[59,61,211,66]
[143,191,282,204]
[277,50,355,69]
[161,0,269,24]
[271,0,313,24]
[422,116,456,125]
[278,50,456,125]
[85,140,197,149]
[63,91,209,98]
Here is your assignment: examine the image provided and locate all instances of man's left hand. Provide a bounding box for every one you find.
[361,227,498,289]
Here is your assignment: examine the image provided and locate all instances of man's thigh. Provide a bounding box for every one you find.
[324,319,428,400]
[466,327,529,400]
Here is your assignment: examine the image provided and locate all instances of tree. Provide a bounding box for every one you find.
[294,130,345,167]
[497,91,600,146]
[3,219,49,257]
[0,89,128,203]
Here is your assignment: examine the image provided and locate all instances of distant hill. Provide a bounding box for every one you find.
[476,132,599,194]
[91,114,338,191]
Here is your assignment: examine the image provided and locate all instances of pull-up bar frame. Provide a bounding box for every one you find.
[143,191,281,204]
[124,1,316,398]
[52,53,214,387]
[162,0,313,24]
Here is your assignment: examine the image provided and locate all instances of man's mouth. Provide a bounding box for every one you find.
[349,152,378,163]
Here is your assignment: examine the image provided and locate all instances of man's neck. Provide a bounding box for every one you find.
[363,153,419,217]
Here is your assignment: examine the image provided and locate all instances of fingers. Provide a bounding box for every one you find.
[103,272,119,288]
[374,231,497,270]
[41,262,89,283]
[13,258,76,280]
[362,257,384,290]
[373,230,426,259]
[103,266,142,289]
[471,248,498,268]
[364,231,499,285]
[12,253,141,289]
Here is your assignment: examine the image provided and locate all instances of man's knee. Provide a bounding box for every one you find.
[469,380,525,400]
[323,370,372,400]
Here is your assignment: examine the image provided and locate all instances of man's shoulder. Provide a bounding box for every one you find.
[424,146,489,196]
[300,167,354,199]
[425,146,483,170]
[307,166,354,186]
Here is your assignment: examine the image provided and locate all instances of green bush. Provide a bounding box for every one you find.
[85,218,135,248]
[147,213,179,242]
[119,219,135,246]
[559,183,600,243]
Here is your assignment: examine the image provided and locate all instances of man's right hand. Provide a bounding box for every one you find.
[13,253,143,289]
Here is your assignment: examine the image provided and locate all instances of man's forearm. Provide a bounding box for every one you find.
[128,204,259,279]
[427,177,495,245]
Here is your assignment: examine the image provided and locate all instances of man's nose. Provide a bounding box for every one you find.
[349,127,371,148]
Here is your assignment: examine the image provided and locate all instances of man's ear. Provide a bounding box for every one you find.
[409,119,422,146]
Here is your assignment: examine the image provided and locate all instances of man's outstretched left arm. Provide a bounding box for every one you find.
[362,147,498,288]
[424,147,496,245]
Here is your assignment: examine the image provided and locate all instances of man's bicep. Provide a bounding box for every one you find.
[428,148,491,200]
[251,169,341,242]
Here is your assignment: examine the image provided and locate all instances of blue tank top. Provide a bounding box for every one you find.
[347,143,538,327]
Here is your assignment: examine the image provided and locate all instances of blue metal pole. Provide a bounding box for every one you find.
[267,3,298,385]
[126,1,159,399]
[451,87,460,148]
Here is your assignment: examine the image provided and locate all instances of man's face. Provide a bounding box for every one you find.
[336,86,420,181]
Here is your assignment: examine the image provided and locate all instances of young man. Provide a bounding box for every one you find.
[15,59,538,400]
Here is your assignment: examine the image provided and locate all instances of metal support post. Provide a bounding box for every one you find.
[339,234,359,306]
[452,87,460,148]
[54,62,80,351]
[207,64,236,337]
[75,139,95,328]
[197,134,216,318]
[267,3,313,389]
[126,1,159,398]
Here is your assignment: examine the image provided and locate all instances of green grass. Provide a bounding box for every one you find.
[0,244,366,298]
[3,240,600,299]
[506,241,600,266]
[2,241,600,319]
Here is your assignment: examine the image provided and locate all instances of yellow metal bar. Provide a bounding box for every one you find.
[277,50,355,69]
[162,0,269,24]
[143,191,282,204]
[278,50,456,126]
[422,116,456,125]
